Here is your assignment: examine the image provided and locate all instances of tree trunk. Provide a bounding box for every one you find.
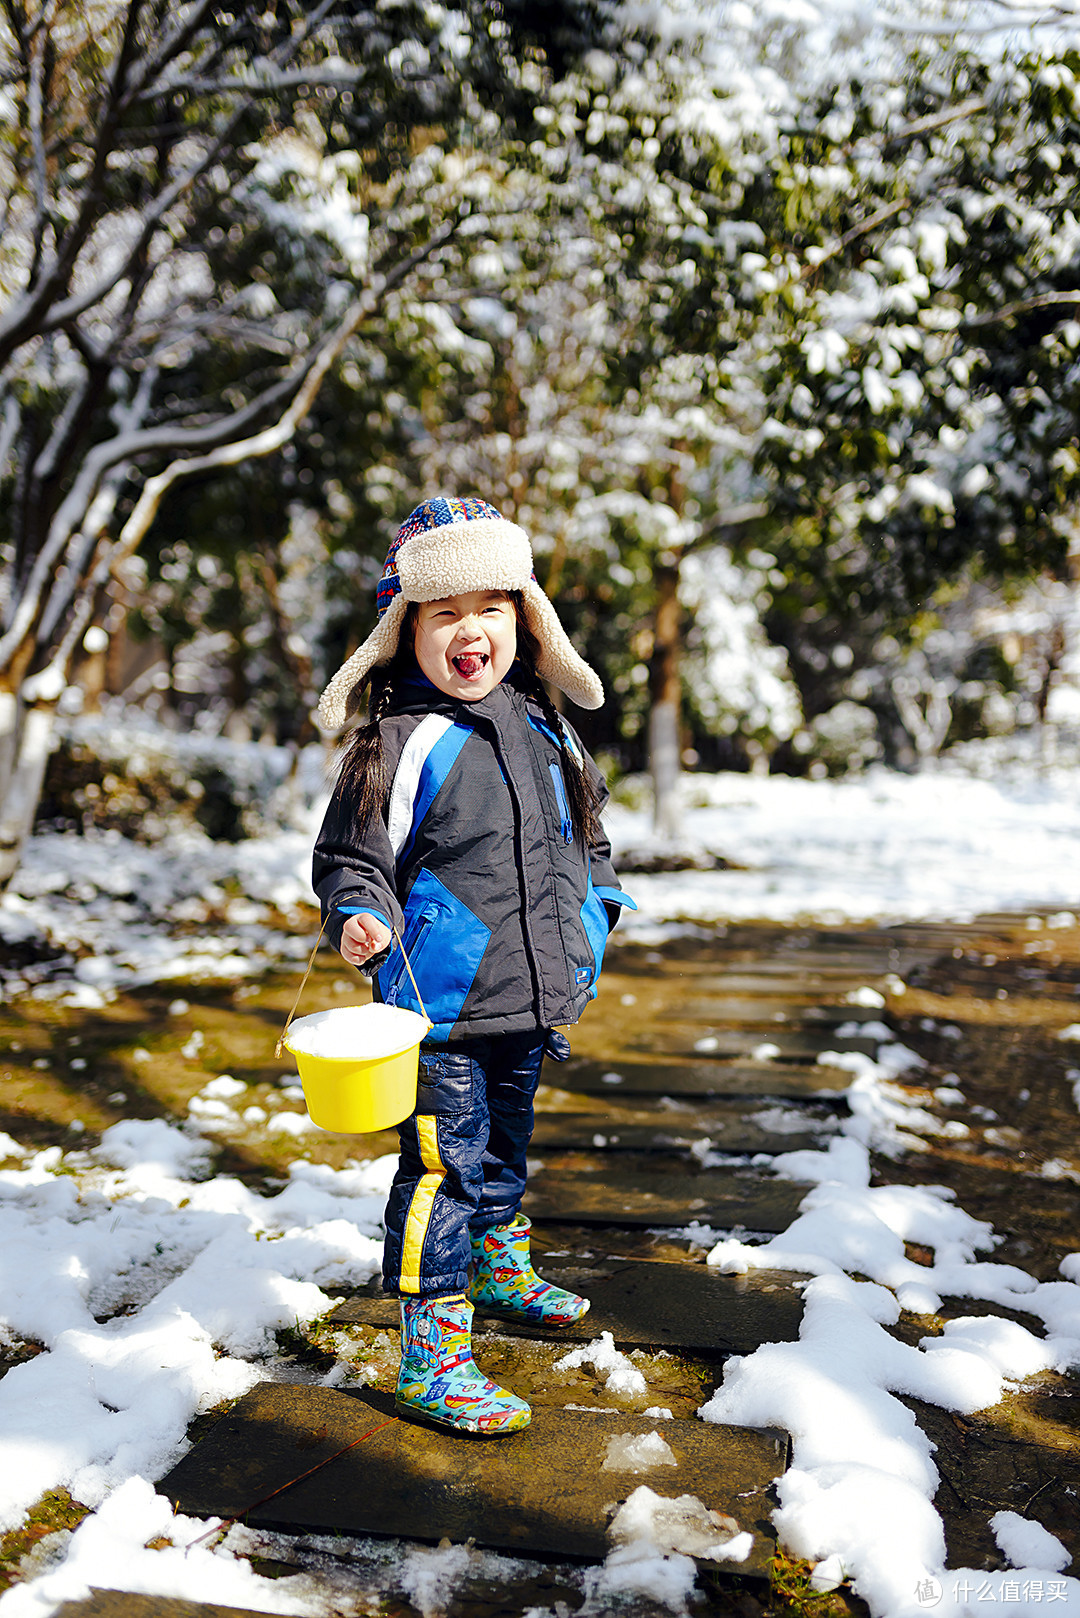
[0,690,19,792]
[892,673,954,762]
[649,557,683,839]
[1042,528,1080,741]
[0,695,59,889]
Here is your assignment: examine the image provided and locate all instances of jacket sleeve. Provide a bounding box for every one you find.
[567,724,637,933]
[311,732,407,965]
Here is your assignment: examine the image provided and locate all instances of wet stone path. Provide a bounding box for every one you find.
[6,911,1080,1616]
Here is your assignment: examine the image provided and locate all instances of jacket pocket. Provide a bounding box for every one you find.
[382,904,438,1007]
[548,762,573,843]
[377,867,491,1040]
[577,879,612,995]
[575,881,636,995]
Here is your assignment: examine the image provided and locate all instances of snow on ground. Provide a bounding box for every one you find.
[2,758,1080,1615]
[5,761,1080,1005]
[1,822,320,1005]
[701,1041,1080,1618]
[3,1023,1078,1617]
[606,766,1080,936]
[0,1129,390,1531]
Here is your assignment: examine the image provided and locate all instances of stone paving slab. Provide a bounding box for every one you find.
[529,1106,826,1154]
[760,946,916,968]
[55,1598,274,1618]
[922,912,1031,931]
[674,978,839,1001]
[555,1057,851,1100]
[640,1029,881,1061]
[671,1000,889,1026]
[331,1259,804,1355]
[523,1167,806,1230]
[161,1383,784,1573]
[690,969,892,996]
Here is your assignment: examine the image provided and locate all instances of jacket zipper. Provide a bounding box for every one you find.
[473,692,575,1024]
[549,762,573,843]
[484,709,547,1018]
[386,905,437,1006]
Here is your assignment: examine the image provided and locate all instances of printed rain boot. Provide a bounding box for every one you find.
[469,1214,591,1326]
[395,1292,531,1436]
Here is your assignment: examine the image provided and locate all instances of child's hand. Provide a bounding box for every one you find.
[340,913,393,967]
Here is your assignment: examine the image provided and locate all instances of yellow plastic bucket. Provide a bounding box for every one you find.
[283,1004,432,1133]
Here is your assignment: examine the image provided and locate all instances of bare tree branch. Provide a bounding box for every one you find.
[0,3,140,363]
[144,65,368,98]
[963,289,1080,327]
[798,198,908,279]
[37,122,247,339]
[26,0,59,281]
[116,0,217,110]
[0,0,266,360]
[9,217,461,677]
[883,96,988,148]
[32,2,358,344]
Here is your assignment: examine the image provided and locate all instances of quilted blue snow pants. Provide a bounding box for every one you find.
[381,1030,552,1297]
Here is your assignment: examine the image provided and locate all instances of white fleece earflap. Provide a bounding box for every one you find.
[317,593,409,729]
[520,582,604,711]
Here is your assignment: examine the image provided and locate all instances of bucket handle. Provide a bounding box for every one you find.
[275,914,431,1058]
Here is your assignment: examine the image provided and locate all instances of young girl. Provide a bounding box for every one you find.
[313,496,634,1437]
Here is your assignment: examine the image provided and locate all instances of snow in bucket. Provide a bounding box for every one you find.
[283,1003,430,1133]
[285,1003,429,1059]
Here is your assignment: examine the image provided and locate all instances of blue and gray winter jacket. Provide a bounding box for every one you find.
[312,675,635,1042]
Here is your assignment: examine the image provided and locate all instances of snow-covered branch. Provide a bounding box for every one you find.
[0,365,300,667]
[23,214,461,688]
[693,503,771,548]
[107,223,461,554]
[144,66,370,98]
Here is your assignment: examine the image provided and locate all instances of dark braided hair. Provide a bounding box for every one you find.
[513,601,604,848]
[333,593,603,846]
[333,602,422,829]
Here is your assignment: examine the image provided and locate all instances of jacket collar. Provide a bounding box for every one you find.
[388,664,535,724]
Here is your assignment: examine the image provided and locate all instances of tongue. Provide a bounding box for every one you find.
[455,655,485,678]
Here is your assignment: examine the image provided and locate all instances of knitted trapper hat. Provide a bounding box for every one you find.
[317,496,604,728]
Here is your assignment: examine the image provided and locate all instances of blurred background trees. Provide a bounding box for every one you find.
[5,0,1080,865]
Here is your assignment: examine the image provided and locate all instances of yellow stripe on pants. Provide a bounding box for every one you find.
[399,1114,446,1293]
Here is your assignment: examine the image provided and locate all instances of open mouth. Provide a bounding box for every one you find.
[452,653,489,679]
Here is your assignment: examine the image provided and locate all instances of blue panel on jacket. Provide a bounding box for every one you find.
[378,867,491,1041]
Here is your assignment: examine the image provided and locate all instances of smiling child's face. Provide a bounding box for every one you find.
[412,590,518,701]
